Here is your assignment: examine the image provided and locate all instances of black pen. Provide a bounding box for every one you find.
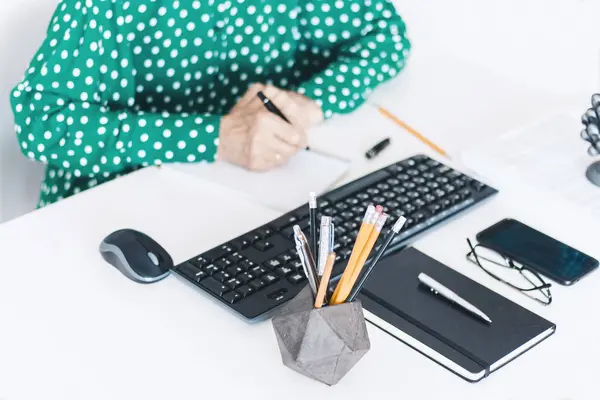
[365,138,391,159]
[257,91,290,123]
[347,216,407,302]
[309,192,318,260]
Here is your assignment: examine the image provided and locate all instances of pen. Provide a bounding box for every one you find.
[374,104,450,159]
[309,192,318,262]
[293,225,320,296]
[418,273,492,324]
[257,91,291,123]
[317,216,334,276]
[365,138,391,159]
[347,215,407,302]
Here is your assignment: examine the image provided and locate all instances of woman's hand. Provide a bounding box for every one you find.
[217,84,322,171]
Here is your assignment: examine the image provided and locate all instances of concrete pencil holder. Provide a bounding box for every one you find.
[271,285,371,386]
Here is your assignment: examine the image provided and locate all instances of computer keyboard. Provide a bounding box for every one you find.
[172,154,498,321]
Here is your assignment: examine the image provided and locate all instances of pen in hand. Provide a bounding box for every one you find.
[257,91,291,123]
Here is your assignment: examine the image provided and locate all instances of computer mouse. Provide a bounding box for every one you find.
[99,229,173,284]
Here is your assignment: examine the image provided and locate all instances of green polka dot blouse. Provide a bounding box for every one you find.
[11,0,411,207]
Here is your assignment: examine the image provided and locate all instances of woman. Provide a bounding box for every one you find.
[11,0,411,207]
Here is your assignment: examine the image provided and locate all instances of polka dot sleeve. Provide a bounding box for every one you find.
[10,1,219,177]
[296,0,411,119]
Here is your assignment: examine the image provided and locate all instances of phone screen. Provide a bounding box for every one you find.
[477,219,599,285]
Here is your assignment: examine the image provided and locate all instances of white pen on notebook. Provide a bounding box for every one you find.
[418,273,492,324]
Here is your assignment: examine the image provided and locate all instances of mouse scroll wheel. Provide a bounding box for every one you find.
[147,252,160,266]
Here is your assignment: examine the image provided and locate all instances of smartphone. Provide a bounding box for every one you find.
[476,218,599,285]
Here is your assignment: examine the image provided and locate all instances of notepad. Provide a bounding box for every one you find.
[169,150,350,212]
[359,247,555,382]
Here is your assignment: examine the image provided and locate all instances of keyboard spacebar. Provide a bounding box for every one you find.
[325,170,390,203]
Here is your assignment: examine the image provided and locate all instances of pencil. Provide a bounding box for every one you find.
[330,205,380,305]
[348,212,388,287]
[376,105,449,159]
[347,216,407,302]
[314,252,336,308]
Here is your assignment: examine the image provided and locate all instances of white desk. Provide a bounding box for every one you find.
[1,54,598,400]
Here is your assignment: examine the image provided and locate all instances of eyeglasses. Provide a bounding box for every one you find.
[466,239,552,306]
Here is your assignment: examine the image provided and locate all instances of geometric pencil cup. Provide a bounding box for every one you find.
[272,287,371,386]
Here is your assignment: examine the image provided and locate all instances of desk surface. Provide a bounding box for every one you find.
[1,52,598,399]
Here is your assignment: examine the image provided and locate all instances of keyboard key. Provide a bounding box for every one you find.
[230,237,250,251]
[239,260,255,271]
[288,273,306,284]
[428,204,442,214]
[262,273,280,285]
[426,181,439,190]
[344,221,359,231]
[407,191,419,199]
[203,245,233,261]
[403,181,416,190]
[434,189,446,198]
[204,264,220,275]
[414,199,426,209]
[366,187,380,195]
[250,266,268,276]
[277,253,294,264]
[356,192,369,201]
[424,194,436,204]
[345,197,360,206]
[330,226,345,240]
[441,199,452,209]
[335,202,349,211]
[214,259,231,269]
[426,159,440,168]
[401,159,417,168]
[413,177,426,185]
[189,256,209,268]
[341,211,354,220]
[387,164,404,174]
[276,266,294,277]
[288,260,303,270]
[386,177,400,186]
[340,248,353,259]
[423,172,435,180]
[270,215,298,231]
[406,169,420,177]
[460,189,472,199]
[450,193,462,204]
[294,207,310,220]
[264,259,282,270]
[472,181,486,191]
[376,183,390,191]
[416,186,429,194]
[256,227,273,238]
[249,279,265,291]
[236,285,254,298]
[382,191,396,200]
[254,240,273,251]
[222,291,241,304]
[402,204,416,214]
[351,206,366,215]
[413,212,427,223]
[436,176,449,184]
[226,265,244,276]
[227,253,244,263]
[177,262,203,280]
[417,164,429,172]
[225,278,243,290]
[242,233,259,245]
[194,270,208,282]
[213,271,232,283]
[372,196,386,204]
[397,173,410,181]
[200,277,230,296]
[239,271,255,282]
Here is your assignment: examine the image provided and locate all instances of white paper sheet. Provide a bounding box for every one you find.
[169,150,350,212]
[461,113,600,216]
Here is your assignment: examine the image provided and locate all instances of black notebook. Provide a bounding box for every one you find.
[357,247,556,382]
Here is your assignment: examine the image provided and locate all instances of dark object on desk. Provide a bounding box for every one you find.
[99,229,172,284]
[171,154,498,322]
[358,247,556,382]
[579,94,600,186]
[365,137,391,159]
[476,218,599,286]
[272,285,370,386]
[257,91,290,123]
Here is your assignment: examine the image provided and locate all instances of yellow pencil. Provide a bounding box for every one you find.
[330,205,381,305]
[349,213,388,288]
[376,105,450,159]
[314,253,336,308]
